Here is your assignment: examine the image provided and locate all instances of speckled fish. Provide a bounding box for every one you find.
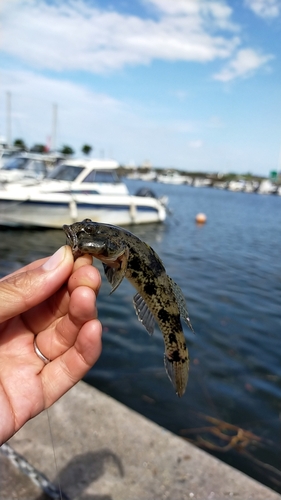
[63,219,194,397]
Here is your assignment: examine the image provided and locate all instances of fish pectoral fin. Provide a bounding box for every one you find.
[103,247,129,294]
[133,293,155,335]
[169,277,194,333]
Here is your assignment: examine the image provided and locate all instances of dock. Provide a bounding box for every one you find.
[1,381,280,500]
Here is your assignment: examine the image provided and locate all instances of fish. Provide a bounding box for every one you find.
[63,219,194,397]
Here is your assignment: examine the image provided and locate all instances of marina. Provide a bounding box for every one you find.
[1,181,280,493]
[1,1,281,497]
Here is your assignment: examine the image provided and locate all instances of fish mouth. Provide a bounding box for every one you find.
[62,224,83,259]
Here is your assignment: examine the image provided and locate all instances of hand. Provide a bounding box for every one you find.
[0,246,102,445]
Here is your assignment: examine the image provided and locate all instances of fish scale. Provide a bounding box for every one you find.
[63,218,194,397]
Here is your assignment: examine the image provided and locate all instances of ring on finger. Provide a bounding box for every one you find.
[33,337,51,364]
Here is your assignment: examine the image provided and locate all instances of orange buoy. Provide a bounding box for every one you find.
[195,213,207,224]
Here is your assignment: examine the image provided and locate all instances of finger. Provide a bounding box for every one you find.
[68,261,101,295]
[0,257,49,282]
[42,318,102,407]
[35,285,98,360]
[73,253,93,271]
[0,246,74,323]
[28,262,101,348]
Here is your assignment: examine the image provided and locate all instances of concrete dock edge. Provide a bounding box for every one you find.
[1,380,280,500]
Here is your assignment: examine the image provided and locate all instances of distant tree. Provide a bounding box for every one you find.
[30,144,46,153]
[60,145,75,155]
[81,144,92,156]
[13,138,27,151]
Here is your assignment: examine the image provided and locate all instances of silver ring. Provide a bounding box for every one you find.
[33,337,50,364]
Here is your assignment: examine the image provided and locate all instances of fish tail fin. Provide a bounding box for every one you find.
[164,354,189,398]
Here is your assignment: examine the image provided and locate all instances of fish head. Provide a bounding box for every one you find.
[62,219,125,263]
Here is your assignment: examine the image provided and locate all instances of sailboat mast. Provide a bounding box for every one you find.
[52,103,57,151]
[6,91,11,147]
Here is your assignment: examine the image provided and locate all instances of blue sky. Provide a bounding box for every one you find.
[0,0,281,175]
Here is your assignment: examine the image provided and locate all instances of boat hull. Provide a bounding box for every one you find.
[0,194,166,228]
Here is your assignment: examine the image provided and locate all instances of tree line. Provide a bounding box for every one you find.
[12,139,92,156]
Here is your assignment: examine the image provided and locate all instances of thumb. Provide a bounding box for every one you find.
[0,246,74,323]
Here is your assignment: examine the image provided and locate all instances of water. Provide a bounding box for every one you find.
[1,182,281,492]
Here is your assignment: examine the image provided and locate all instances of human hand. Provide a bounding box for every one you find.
[0,246,102,445]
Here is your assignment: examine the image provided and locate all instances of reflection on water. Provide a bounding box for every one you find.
[1,181,281,492]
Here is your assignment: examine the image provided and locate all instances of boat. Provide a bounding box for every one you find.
[243,181,259,193]
[157,170,187,185]
[0,158,167,228]
[257,179,277,195]
[0,148,20,169]
[193,177,212,188]
[227,180,245,192]
[0,152,59,183]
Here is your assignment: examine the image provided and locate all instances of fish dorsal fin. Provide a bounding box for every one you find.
[133,292,155,335]
[169,277,194,333]
[103,247,129,294]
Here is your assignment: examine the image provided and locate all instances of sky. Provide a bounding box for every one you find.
[0,0,281,175]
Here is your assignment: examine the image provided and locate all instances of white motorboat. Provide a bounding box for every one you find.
[193,177,212,188]
[0,158,167,227]
[0,148,20,169]
[157,170,187,185]
[257,179,277,195]
[227,180,245,192]
[0,152,59,183]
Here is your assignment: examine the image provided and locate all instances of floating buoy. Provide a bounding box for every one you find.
[195,213,207,224]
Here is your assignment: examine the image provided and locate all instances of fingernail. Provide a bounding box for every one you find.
[42,246,66,271]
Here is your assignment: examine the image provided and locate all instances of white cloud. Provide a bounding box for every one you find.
[0,69,124,149]
[213,48,273,81]
[146,0,237,30]
[0,0,240,73]
[1,0,274,82]
[244,0,281,18]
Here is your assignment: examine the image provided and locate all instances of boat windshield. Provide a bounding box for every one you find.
[4,157,29,170]
[83,170,120,183]
[47,163,84,181]
[26,161,47,175]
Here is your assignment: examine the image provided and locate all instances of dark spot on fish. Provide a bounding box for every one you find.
[169,333,177,344]
[130,270,138,279]
[148,251,165,274]
[169,350,181,362]
[158,308,170,322]
[144,281,157,295]
[128,250,142,269]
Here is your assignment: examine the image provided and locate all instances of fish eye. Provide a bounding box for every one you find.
[81,219,93,234]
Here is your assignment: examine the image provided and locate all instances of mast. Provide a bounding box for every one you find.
[6,91,11,147]
[52,103,57,151]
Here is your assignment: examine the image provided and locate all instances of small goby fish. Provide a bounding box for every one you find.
[63,219,194,397]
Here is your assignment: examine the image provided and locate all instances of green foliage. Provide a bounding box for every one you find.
[60,145,75,155]
[30,144,46,153]
[81,144,92,156]
[13,138,26,150]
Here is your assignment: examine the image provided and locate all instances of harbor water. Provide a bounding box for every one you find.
[1,181,281,492]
